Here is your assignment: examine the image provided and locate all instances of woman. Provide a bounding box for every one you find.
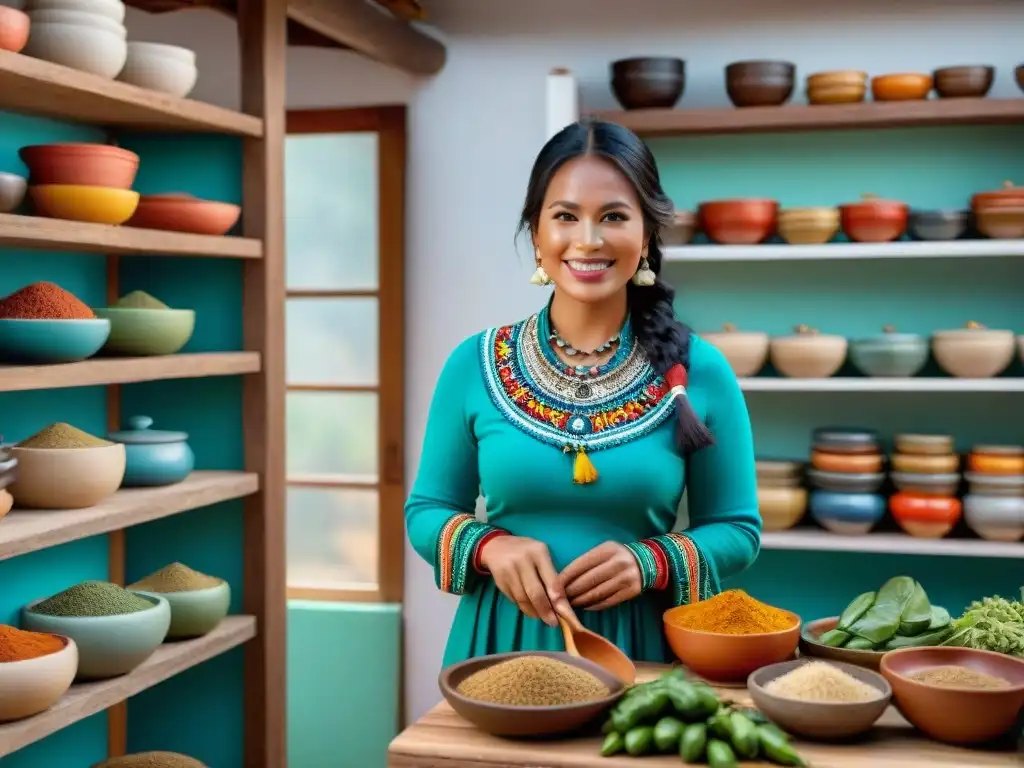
[405,119,760,666]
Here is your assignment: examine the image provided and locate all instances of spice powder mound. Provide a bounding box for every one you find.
[91,752,208,768]
[667,589,795,635]
[0,624,64,662]
[17,423,112,450]
[910,665,1010,690]
[113,290,170,310]
[129,562,224,593]
[456,656,609,706]
[33,581,154,618]
[0,281,95,320]
[765,661,883,703]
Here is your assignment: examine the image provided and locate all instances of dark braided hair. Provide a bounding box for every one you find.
[518,119,714,454]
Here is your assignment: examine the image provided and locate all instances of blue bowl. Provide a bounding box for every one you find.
[809,490,886,535]
[0,319,110,363]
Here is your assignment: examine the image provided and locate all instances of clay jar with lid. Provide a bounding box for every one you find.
[698,198,778,245]
[849,325,929,378]
[970,180,1024,211]
[699,322,768,377]
[769,325,848,378]
[932,321,1015,378]
[107,415,195,487]
[840,194,909,243]
[659,210,697,245]
[777,207,840,245]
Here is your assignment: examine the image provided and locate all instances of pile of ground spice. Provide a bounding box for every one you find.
[113,290,170,310]
[456,655,609,706]
[765,661,883,703]
[17,423,112,450]
[129,562,224,593]
[0,624,64,662]
[910,665,1010,690]
[0,281,94,320]
[33,581,154,618]
[667,589,796,635]
[92,753,207,768]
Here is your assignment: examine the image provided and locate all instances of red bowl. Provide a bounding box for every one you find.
[698,199,778,245]
[18,144,139,189]
[127,194,241,235]
[890,492,962,538]
[0,7,29,54]
[840,196,909,243]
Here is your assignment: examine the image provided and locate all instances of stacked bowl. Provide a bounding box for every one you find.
[889,434,962,538]
[117,42,198,97]
[755,459,806,532]
[963,445,1024,542]
[23,0,127,79]
[807,428,886,535]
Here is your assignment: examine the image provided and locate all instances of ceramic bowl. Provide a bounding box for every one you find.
[699,323,768,377]
[0,634,78,722]
[907,209,969,241]
[811,426,879,455]
[698,198,777,245]
[963,471,1024,497]
[970,180,1024,210]
[810,451,883,474]
[9,441,125,509]
[755,459,804,481]
[27,10,125,36]
[0,6,30,53]
[849,327,929,378]
[757,486,807,532]
[92,307,195,356]
[890,452,959,474]
[19,143,139,189]
[26,0,126,23]
[894,433,954,456]
[108,415,195,487]
[29,184,139,224]
[963,495,1024,542]
[890,471,960,496]
[799,617,885,670]
[968,448,1024,475]
[840,194,909,243]
[126,194,240,235]
[663,606,800,684]
[776,207,840,245]
[806,469,885,494]
[748,659,891,739]
[871,73,933,101]
[438,651,625,737]
[117,42,198,97]
[770,325,847,378]
[0,172,27,213]
[0,318,110,364]
[660,210,696,245]
[932,66,995,98]
[134,581,229,639]
[724,60,795,107]
[24,22,127,78]
[809,490,885,535]
[881,647,1024,745]
[974,205,1024,239]
[932,322,1015,378]
[22,592,170,680]
[609,57,685,110]
[889,492,961,538]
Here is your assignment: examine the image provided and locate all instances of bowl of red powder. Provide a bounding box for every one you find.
[0,281,110,363]
[0,625,78,722]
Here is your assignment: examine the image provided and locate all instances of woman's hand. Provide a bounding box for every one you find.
[478,536,570,627]
[560,542,642,611]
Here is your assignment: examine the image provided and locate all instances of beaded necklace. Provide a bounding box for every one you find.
[538,305,634,379]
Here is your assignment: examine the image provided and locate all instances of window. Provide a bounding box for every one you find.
[284,107,406,604]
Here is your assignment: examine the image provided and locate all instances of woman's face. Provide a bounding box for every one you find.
[533,155,647,304]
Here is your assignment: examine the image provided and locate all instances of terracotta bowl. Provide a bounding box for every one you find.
[663,607,800,684]
[699,322,768,377]
[0,6,30,53]
[889,492,961,538]
[881,647,1024,745]
[757,486,807,532]
[127,194,241,235]
[698,198,778,245]
[749,659,891,740]
[871,73,933,101]
[610,57,685,110]
[840,194,909,243]
[0,634,78,722]
[769,326,848,379]
[437,651,625,737]
[18,143,139,189]
[724,60,795,107]
[932,65,995,98]
[932,322,1015,378]
[975,206,1024,239]
[971,180,1024,211]
[799,617,885,670]
[660,209,696,245]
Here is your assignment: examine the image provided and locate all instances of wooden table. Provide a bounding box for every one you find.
[388,664,1019,767]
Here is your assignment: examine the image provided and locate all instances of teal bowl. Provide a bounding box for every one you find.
[92,307,195,356]
[21,592,170,680]
[0,318,110,363]
[135,582,230,639]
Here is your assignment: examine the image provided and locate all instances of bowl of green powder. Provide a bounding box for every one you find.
[129,563,230,639]
[93,290,195,357]
[22,581,170,680]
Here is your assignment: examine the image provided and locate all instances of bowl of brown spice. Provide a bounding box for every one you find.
[438,651,626,737]
[881,646,1024,745]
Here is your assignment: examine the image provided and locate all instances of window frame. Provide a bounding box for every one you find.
[284,106,406,604]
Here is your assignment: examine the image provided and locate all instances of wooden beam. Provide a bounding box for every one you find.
[288,0,445,76]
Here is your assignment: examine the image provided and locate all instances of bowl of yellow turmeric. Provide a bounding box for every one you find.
[663,590,800,685]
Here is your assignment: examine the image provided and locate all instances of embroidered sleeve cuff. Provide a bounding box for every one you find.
[435,513,504,594]
[643,533,714,606]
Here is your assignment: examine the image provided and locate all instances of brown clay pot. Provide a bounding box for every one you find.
[724,60,795,107]
[127,193,241,235]
[932,66,995,98]
[18,143,140,189]
[698,198,778,245]
[840,194,908,243]
[610,57,685,110]
[0,6,29,53]
[871,73,933,101]
[970,180,1024,211]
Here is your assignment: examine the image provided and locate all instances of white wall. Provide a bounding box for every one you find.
[124,0,1023,725]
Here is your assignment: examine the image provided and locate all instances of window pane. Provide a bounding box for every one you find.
[286,297,378,386]
[285,132,378,291]
[286,392,377,477]
[287,487,378,588]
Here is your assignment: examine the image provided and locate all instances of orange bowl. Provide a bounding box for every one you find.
[0,7,29,53]
[663,607,800,684]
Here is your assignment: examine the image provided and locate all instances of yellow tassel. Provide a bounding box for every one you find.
[572,446,599,484]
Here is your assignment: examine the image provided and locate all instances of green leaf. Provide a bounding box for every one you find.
[898,582,932,636]
[849,576,917,644]
[837,591,876,631]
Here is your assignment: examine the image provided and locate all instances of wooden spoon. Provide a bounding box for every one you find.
[557,611,636,685]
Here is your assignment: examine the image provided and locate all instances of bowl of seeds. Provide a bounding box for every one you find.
[22,581,170,680]
[93,290,196,357]
[438,651,626,737]
[129,563,230,639]
[91,752,208,768]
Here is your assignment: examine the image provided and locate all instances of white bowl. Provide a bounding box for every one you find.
[0,635,78,722]
[964,495,1024,542]
[26,0,125,23]
[0,172,27,213]
[9,442,126,509]
[27,9,125,37]
[118,43,197,97]
[125,40,195,64]
[24,22,127,79]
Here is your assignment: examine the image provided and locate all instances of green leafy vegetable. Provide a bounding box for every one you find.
[849,576,917,644]
[941,591,1024,657]
[837,591,875,631]
[898,582,933,636]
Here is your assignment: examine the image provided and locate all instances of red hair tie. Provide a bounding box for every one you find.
[666,363,688,399]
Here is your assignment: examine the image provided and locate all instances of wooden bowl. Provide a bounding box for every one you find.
[0,6,30,53]
[932,321,1015,378]
[777,207,840,244]
[889,492,961,538]
[127,194,241,235]
[769,325,847,378]
[840,194,908,243]
[757,486,807,532]
[807,84,866,105]
[609,57,685,110]
[699,322,768,377]
[881,647,1024,745]
[871,73,933,101]
[724,60,795,107]
[19,143,139,189]
[806,70,867,89]
[438,651,625,737]
[698,198,777,245]
[932,66,995,98]
[0,634,78,722]
[799,617,884,670]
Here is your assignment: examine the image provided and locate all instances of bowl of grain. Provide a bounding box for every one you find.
[748,659,891,739]
[881,646,1024,745]
[129,563,230,639]
[91,751,208,768]
[438,651,626,737]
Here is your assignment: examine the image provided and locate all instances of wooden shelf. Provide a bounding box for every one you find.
[0,616,256,756]
[0,471,259,562]
[761,530,1024,559]
[739,378,1024,393]
[0,352,260,392]
[0,214,262,259]
[0,50,262,136]
[664,240,1024,262]
[590,98,1024,137]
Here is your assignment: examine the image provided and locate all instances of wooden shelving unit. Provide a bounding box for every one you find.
[761,530,1024,559]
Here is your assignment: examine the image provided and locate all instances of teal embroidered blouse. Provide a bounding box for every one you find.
[405,306,761,666]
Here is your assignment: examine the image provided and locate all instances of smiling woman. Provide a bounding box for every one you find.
[405,119,762,667]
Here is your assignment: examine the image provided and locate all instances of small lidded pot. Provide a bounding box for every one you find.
[699,322,769,377]
[108,415,195,487]
[769,324,848,379]
[849,325,929,378]
[931,321,1016,379]
[840,194,909,243]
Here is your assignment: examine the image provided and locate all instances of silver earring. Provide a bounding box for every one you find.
[530,250,552,286]
[632,256,656,287]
